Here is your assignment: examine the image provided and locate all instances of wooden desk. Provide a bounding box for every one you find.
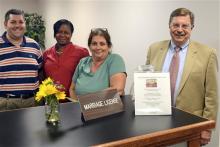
[0,96,215,147]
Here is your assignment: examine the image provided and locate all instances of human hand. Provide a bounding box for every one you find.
[200,130,212,146]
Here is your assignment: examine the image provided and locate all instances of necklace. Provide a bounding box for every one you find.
[56,49,63,54]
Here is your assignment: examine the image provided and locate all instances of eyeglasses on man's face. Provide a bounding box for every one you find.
[170,23,192,30]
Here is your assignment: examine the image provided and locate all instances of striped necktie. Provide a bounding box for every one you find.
[169,47,181,105]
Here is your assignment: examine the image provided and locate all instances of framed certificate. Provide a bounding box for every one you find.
[134,72,171,115]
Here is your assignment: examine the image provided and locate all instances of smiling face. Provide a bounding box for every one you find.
[4,14,26,41]
[169,15,192,46]
[55,24,72,46]
[89,35,110,61]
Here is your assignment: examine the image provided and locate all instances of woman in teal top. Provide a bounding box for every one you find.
[69,28,126,99]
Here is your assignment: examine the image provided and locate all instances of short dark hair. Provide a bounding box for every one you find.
[88,28,112,48]
[53,19,74,37]
[5,9,25,22]
[169,8,194,28]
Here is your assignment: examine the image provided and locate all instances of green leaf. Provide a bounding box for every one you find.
[24,13,46,50]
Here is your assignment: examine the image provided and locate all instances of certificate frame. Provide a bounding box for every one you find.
[134,72,171,115]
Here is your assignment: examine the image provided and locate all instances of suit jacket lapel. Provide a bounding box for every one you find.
[177,41,197,96]
[155,41,170,71]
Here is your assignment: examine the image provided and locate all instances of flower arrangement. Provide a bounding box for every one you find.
[36,77,66,101]
[35,77,66,124]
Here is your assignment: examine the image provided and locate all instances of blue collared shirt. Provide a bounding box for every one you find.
[0,32,43,95]
[162,40,189,103]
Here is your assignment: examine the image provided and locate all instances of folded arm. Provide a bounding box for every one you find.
[109,72,126,96]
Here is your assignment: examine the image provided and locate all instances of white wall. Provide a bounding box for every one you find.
[1,0,219,94]
[218,1,220,145]
[1,0,219,146]
[39,0,219,94]
[0,0,41,33]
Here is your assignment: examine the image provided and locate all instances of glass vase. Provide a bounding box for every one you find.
[45,95,60,125]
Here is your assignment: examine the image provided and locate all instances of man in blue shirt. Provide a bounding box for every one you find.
[0,9,43,111]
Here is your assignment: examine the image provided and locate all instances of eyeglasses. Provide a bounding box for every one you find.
[170,23,192,30]
[91,28,108,33]
[89,28,110,47]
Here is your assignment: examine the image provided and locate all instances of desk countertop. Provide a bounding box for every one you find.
[0,96,213,147]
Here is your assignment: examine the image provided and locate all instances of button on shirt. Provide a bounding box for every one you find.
[162,40,189,103]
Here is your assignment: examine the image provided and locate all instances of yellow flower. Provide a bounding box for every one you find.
[42,77,53,85]
[45,84,58,95]
[55,91,66,100]
[35,90,45,101]
[35,77,66,102]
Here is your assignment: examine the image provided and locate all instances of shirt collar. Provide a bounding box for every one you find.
[2,31,26,46]
[55,42,72,49]
[170,39,189,52]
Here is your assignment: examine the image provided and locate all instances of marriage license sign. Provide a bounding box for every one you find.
[78,89,124,121]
